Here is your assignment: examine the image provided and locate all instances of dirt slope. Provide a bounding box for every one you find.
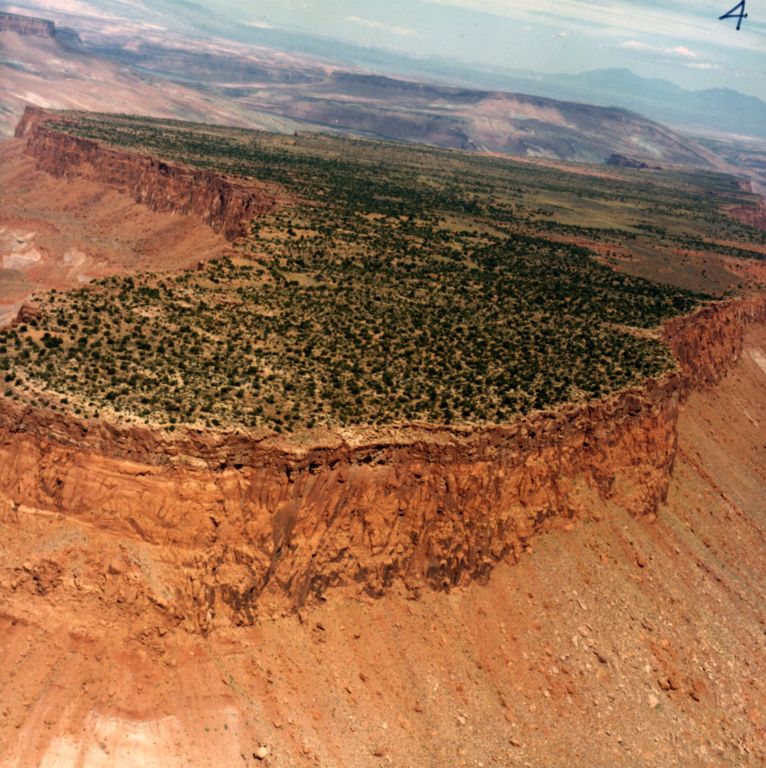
[0,325,763,767]
[0,139,237,322]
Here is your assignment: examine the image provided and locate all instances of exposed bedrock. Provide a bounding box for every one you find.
[1,296,764,630]
[0,11,55,38]
[0,378,679,630]
[662,294,766,393]
[15,106,282,240]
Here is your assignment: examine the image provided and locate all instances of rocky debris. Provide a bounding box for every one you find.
[657,674,679,692]
[12,302,41,326]
[18,558,62,595]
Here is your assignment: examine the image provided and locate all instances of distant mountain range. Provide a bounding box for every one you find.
[232,32,766,140]
[5,0,766,140]
[456,67,766,141]
[60,35,724,169]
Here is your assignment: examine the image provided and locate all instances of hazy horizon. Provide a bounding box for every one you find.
[3,0,765,99]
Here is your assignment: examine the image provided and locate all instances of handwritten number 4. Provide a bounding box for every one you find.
[719,0,747,29]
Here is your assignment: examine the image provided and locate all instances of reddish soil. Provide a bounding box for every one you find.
[0,110,764,767]
[16,108,284,240]
[0,139,236,322]
[0,325,764,767]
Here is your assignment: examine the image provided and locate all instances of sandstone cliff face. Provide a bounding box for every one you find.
[1,296,763,630]
[15,107,282,240]
[0,378,680,630]
[662,295,766,393]
[0,12,55,38]
[3,327,766,768]
[6,107,766,628]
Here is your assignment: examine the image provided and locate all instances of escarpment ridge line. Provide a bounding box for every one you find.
[0,295,763,628]
[15,107,284,240]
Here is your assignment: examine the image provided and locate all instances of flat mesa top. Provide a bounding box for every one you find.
[3,112,763,434]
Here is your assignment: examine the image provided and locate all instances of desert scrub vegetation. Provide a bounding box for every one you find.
[0,113,720,432]
[0,250,687,430]
[51,111,766,256]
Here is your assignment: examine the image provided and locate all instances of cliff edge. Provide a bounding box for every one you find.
[0,11,83,50]
[0,295,763,630]
[15,107,284,240]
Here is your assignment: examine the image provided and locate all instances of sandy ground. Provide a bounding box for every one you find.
[0,326,764,767]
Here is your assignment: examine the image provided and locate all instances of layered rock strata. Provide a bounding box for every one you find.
[0,380,679,630]
[15,107,281,240]
[0,12,55,38]
[1,296,764,630]
[662,294,766,393]
[0,12,83,49]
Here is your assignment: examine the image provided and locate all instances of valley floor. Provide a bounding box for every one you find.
[0,326,765,767]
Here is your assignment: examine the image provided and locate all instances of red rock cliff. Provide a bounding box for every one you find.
[1,297,763,631]
[0,376,680,630]
[15,107,282,240]
[662,295,766,394]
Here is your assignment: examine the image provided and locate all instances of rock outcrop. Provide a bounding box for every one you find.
[0,11,83,49]
[606,153,651,169]
[0,295,764,630]
[11,302,41,326]
[0,377,680,630]
[0,11,56,38]
[662,295,766,393]
[15,107,282,240]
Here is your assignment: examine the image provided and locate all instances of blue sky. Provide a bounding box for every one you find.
[233,0,765,97]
